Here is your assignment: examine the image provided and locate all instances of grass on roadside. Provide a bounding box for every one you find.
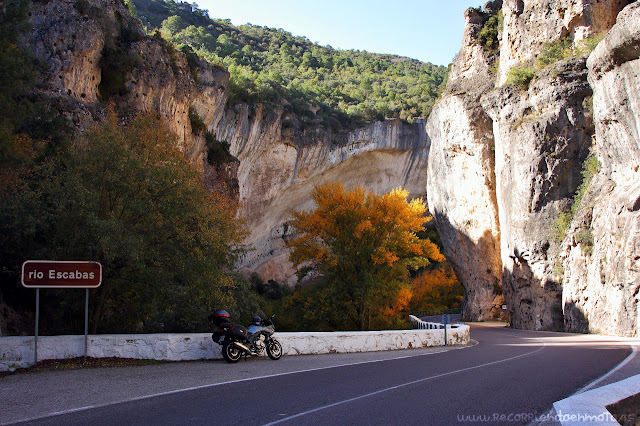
[0,357,167,377]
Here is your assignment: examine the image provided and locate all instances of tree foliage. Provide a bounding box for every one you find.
[132,0,448,129]
[0,111,245,334]
[257,263,463,332]
[408,263,464,312]
[0,0,249,335]
[286,183,444,330]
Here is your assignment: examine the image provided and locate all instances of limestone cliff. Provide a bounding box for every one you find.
[24,0,428,286]
[215,104,428,284]
[26,0,229,167]
[482,57,593,330]
[562,2,640,337]
[496,0,631,85]
[427,5,503,321]
[429,0,638,336]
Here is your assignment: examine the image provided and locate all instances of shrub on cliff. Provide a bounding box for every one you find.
[550,155,601,244]
[537,35,604,69]
[506,65,536,89]
[506,34,604,91]
[536,37,573,69]
[477,10,503,53]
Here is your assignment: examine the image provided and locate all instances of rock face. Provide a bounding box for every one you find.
[216,105,429,284]
[482,57,593,330]
[29,0,106,106]
[24,0,429,286]
[429,0,639,335]
[26,0,229,168]
[496,0,634,85]
[124,38,229,165]
[562,2,640,337]
[427,6,503,321]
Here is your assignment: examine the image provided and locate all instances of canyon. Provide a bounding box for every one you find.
[21,0,640,336]
[24,0,430,287]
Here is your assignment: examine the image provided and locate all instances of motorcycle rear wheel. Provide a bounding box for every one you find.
[266,339,282,360]
[222,342,242,363]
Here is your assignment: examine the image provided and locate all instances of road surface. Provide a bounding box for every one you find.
[1,323,635,425]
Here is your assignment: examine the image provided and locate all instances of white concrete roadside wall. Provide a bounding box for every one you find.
[0,325,469,372]
[549,374,640,425]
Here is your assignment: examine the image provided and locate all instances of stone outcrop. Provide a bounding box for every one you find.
[429,0,639,335]
[28,0,107,106]
[562,2,640,337]
[427,5,503,321]
[26,0,229,169]
[482,57,593,330]
[124,39,229,165]
[496,0,634,85]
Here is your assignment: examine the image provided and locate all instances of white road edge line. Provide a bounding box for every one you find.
[6,343,477,425]
[263,339,546,425]
[576,344,638,393]
[526,341,638,426]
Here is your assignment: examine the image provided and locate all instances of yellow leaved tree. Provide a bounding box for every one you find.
[409,264,464,312]
[287,183,444,330]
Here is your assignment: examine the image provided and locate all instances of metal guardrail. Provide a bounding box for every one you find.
[408,315,445,330]
[410,308,462,318]
[408,315,464,346]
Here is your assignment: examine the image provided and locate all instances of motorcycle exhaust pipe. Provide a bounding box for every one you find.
[232,341,251,352]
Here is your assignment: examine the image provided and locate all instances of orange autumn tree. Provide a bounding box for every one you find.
[409,263,464,312]
[287,183,444,330]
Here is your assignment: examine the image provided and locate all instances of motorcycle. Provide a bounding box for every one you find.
[209,310,283,363]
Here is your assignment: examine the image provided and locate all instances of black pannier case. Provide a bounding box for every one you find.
[231,325,248,340]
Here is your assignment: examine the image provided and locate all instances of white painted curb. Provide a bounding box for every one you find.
[0,325,470,371]
[548,374,640,425]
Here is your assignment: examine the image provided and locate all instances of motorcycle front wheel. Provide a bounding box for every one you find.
[266,339,282,360]
[222,342,242,363]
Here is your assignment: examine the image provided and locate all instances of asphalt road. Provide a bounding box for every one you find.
[1,323,635,425]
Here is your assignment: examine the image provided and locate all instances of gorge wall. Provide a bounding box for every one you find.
[562,2,640,336]
[426,6,502,321]
[23,0,640,336]
[428,0,639,336]
[24,0,429,286]
[27,0,228,166]
[215,105,428,284]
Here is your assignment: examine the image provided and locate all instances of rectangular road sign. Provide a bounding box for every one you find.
[21,260,102,288]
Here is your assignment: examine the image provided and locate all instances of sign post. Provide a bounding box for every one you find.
[441,314,450,346]
[21,260,102,364]
[85,289,89,359]
[35,289,39,365]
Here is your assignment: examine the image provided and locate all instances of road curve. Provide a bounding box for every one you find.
[1,323,633,425]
